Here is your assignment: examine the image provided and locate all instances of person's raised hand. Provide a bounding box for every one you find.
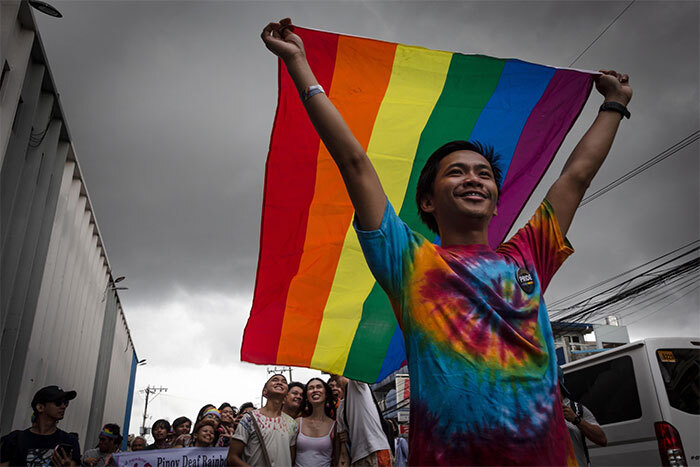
[261,18,305,63]
[595,69,632,106]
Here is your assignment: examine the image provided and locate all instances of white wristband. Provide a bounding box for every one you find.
[301,84,325,102]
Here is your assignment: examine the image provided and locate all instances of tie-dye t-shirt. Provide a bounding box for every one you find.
[355,200,576,466]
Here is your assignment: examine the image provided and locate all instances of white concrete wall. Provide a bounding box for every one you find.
[13,161,110,439]
[594,324,630,348]
[102,308,135,430]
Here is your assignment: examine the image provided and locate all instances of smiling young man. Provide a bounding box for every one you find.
[282,381,304,419]
[227,374,298,466]
[261,18,632,466]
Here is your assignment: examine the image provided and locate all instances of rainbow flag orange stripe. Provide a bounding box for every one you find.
[242,27,594,383]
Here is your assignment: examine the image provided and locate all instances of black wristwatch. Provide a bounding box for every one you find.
[573,415,582,425]
[600,101,630,119]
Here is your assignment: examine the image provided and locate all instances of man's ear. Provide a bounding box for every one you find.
[35,403,45,414]
[420,196,435,214]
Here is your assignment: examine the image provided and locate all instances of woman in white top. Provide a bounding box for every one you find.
[295,378,337,467]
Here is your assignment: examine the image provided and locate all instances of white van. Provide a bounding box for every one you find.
[562,337,699,466]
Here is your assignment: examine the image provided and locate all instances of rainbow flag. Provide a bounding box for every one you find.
[242,27,594,383]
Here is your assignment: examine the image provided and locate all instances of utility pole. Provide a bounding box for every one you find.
[140,385,167,436]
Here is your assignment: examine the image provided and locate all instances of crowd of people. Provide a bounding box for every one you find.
[0,370,606,467]
[0,375,408,467]
[127,373,402,466]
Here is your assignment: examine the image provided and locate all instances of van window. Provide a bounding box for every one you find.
[564,356,642,425]
[656,349,700,415]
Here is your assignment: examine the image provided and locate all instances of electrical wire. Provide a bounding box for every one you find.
[548,240,699,308]
[569,1,636,67]
[613,276,698,321]
[580,130,700,207]
[623,284,699,326]
[582,268,697,319]
[582,273,698,323]
[564,263,698,323]
[549,246,699,318]
[552,257,699,328]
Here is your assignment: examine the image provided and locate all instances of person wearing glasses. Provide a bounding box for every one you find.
[0,385,81,466]
[81,424,122,467]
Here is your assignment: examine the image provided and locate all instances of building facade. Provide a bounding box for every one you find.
[1,0,138,450]
[553,319,630,365]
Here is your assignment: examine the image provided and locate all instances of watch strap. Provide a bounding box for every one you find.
[599,101,630,119]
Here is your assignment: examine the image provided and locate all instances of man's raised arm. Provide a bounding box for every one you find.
[261,18,387,231]
[545,70,633,237]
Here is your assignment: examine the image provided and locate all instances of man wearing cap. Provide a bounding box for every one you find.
[0,385,81,466]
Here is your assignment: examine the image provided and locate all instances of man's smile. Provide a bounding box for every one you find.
[455,189,489,200]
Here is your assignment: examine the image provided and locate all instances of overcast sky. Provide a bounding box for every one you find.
[35,0,698,438]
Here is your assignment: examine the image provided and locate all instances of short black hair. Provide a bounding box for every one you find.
[151,419,170,433]
[287,381,304,393]
[218,402,235,413]
[172,416,191,430]
[415,140,503,234]
[238,402,255,413]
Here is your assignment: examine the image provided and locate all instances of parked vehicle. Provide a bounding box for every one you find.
[562,337,699,466]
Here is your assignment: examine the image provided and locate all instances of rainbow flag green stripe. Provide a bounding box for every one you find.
[242,27,594,382]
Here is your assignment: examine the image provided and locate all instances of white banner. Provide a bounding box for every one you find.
[113,447,228,467]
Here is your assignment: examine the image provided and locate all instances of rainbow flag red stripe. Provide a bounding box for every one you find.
[242,27,594,383]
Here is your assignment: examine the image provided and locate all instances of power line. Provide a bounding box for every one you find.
[583,272,698,323]
[552,257,699,327]
[548,240,699,308]
[569,1,636,67]
[612,275,698,321]
[623,284,699,326]
[576,265,697,320]
[550,253,698,324]
[580,130,699,207]
[549,245,699,317]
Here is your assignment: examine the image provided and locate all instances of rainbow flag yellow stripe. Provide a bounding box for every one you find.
[242,27,593,382]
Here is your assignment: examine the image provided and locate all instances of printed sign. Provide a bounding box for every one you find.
[658,350,676,363]
[114,447,228,467]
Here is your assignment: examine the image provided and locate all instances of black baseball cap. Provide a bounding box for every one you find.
[31,385,77,409]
